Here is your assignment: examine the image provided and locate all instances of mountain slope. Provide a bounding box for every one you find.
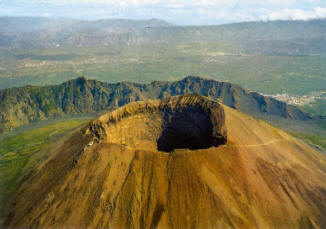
[0,17,171,48]
[0,76,312,135]
[0,17,171,33]
[2,95,326,229]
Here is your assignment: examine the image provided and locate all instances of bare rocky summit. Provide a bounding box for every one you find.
[82,95,227,152]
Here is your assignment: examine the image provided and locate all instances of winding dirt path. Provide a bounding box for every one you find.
[224,139,289,148]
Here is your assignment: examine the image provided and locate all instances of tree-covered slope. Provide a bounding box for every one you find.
[0,76,313,135]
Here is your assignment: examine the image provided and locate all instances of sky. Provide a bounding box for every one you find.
[0,0,326,25]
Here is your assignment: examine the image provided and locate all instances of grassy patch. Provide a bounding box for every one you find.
[290,132,326,152]
[0,119,89,207]
[302,99,326,116]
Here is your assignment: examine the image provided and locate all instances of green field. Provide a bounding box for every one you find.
[0,119,89,209]
[302,99,326,117]
[290,132,326,153]
[1,44,326,96]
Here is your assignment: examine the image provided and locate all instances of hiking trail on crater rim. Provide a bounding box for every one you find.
[1,95,326,229]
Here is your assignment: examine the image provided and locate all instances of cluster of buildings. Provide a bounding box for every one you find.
[264,91,326,106]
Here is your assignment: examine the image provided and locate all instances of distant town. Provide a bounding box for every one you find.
[264,91,326,106]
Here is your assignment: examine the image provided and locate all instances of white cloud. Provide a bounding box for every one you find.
[20,0,298,6]
[2,0,326,25]
[261,7,326,21]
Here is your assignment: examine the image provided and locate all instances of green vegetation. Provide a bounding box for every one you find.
[290,132,326,152]
[1,45,326,97]
[2,76,316,135]
[302,99,326,116]
[0,18,326,113]
[1,19,326,117]
[0,119,89,207]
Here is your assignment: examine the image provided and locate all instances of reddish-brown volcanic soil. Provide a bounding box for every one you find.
[2,95,326,229]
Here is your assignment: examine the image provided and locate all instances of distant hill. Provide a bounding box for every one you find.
[0,76,313,135]
[0,17,172,48]
[0,17,172,33]
[0,17,326,55]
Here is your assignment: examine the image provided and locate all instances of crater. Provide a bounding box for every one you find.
[83,95,227,152]
[157,106,225,152]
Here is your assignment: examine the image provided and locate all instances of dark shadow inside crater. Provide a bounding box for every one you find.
[157,107,227,152]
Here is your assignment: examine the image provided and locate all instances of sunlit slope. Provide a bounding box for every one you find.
[2,95,326,229]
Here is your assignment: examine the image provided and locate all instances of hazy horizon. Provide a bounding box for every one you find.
[2,15,326,27]
[1,0,326,25]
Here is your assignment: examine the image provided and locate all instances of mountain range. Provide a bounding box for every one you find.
[0,76,316,135]
[1,17,326,55]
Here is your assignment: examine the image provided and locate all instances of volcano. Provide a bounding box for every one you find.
[2,95,326,229]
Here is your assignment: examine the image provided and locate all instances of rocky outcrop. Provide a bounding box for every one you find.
[82,95,227,152]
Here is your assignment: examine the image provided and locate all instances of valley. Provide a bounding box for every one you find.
[1,45,326,97]
[1,18,326,118]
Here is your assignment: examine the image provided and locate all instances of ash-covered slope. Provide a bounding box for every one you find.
[2,95,326,229]
[0,76,312,135]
